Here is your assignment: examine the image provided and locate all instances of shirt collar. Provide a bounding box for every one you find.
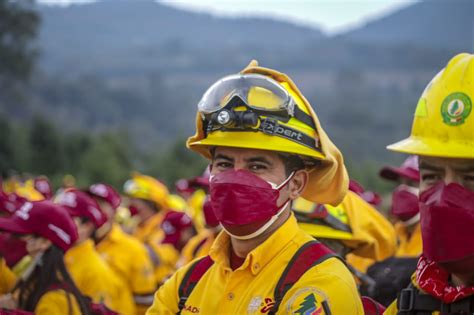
[209,212,300,275]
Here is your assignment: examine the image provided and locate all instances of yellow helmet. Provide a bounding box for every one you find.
[187,60,348,205]
[123,172,169,209]
[15,182,45,202]
[294,191,397,261]
[388,53,474,158]
[166,194,188,212]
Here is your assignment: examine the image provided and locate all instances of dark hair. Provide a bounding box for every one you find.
[277,153,306,176]
[17,245,91,315]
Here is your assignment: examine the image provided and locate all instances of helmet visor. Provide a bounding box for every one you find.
[197,74,293,114]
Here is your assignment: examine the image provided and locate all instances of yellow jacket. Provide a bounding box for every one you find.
[147,214,363,314]
[394,222,422,257]
[179,229,216,266]
[133,212,180,284]
[133,212,165,244]
[0,258,16,294]
[35,289,82,315]
[97,224,157,314]
[65,239,135,314]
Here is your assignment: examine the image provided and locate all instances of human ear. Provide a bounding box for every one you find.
[288,169,308,200]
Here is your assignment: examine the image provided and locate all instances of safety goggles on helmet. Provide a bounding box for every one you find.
[198,74,320,153]
[198,73,316,129]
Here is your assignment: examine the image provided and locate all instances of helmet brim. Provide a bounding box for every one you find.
[189,130,325,161]
[387,136,474,159]
[299,222,353,240]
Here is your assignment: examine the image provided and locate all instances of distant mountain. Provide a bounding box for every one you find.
[4,0,469,170]
[340,0,473,52]
[38,0,325,74]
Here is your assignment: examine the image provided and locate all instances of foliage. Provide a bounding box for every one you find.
[145,136,209,189]
[0,117,208,192]
[0,0,39,81]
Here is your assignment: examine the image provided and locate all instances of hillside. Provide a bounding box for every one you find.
[341,0,473,52]
[2,0,469,173]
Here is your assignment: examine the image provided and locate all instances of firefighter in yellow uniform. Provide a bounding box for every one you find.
[87,183,157,314]
[292,189,397,301]
[0,201,88,315]
[124,173,180,284]
[293,190,397,268]
[179,197,220,266]
[56,188,135,314]
[380,156,422,258]
[384,53,474,314]
[147,61,363,314]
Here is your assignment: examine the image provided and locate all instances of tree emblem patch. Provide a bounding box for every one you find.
[295,293,323,315]
[285,287,329,315]
[441,92,472,126]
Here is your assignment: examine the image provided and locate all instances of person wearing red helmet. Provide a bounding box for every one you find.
[87,183,157,315]
[160,211,196,253]
[380,155,422,257]
[178,197,221,266]
[0,201,90,315]
[56,189,134,314]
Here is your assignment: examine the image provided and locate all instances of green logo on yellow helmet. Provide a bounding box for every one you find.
[441,92,472,126]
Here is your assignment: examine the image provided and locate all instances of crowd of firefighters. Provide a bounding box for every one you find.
[0,52,472,315]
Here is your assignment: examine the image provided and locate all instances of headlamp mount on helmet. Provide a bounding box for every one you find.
[200,83,322,154]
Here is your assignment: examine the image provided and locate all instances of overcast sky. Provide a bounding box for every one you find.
[38,0,417,34]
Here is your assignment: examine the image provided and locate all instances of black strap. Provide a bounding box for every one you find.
[259,118,322,152]
[177,256,214,315]
[397,285,474,315]
[269,241,341,315]
[206,117,322,153]
[145,244,160,267]
[293,105,317,130]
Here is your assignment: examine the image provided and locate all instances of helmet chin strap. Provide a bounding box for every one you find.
[223,199,291,241]
[402,212,420,226]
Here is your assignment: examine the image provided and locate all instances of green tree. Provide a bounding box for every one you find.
[28,116,64,175]
[0,115,14,176]
[146,136,208,188]
[0,0,39,81]
[76,133,133,188]
[295,293,318,315]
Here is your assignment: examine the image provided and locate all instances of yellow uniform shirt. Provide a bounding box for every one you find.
[65,239,135,314]
[147,214,363,315]
[133,212,165,244]
[0,258,16,294]
[179,229,215,266]
[133,212,180,284]
[35,289,82,315]
[97,224,157,314]
[394,222,422,257]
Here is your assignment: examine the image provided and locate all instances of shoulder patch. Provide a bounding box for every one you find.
[285,287,330,315]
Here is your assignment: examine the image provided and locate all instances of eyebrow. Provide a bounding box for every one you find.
[245,156,273,165]
[419,162,444,172]
[453,166,474,173]
[214,154,234,162]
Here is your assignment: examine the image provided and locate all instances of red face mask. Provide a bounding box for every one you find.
[419,182,474,267]
[209,169,293,240]
[391,185,420,222]
[202,197,219,228]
